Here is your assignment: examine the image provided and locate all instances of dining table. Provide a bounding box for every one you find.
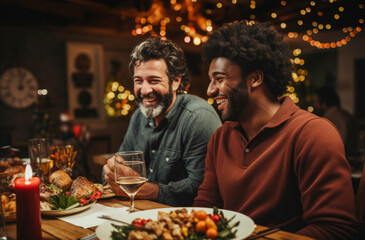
[5,197,314,240]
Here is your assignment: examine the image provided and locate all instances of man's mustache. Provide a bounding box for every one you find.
[138,92,160,99]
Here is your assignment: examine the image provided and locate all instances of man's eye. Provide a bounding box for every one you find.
[216,77,224,83]
[150,80,160,84]
[134,80,142,84]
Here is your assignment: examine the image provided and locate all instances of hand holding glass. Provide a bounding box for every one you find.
[114,151,147,212]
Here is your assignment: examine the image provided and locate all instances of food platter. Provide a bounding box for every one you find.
[41,201,96,217]
[95,207,255,240]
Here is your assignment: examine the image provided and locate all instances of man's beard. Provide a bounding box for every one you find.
[136,89,173,119]
[223,81,249,122]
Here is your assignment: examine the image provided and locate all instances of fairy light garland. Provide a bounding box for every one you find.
[130,0,363,51]
[282,0,364,49]
[128,0,362,106]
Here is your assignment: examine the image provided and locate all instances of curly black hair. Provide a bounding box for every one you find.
[129,37,189,93]
[203,21,292,97]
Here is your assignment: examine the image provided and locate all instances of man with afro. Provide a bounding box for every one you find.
[194,21,357,240]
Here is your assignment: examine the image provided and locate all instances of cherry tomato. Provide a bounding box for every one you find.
[90,190,102,202]
[64,192,70,196]
[141,219,147,225]
[210,214,221,223]
[79,198,88,205]
[195,220,207,233]
[132,219,144,226]
[195,210,208,221]
[206,227,218,238]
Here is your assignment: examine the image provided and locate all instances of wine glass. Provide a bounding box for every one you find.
[28,138,52,183]
[50,145,77,176]
[114,151,147,212]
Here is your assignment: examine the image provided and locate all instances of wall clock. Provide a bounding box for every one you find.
[0,67,39,109]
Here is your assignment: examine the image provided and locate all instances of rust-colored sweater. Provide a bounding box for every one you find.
[194,97,357,240]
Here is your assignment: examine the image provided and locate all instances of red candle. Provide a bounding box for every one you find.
[14,164,42,240]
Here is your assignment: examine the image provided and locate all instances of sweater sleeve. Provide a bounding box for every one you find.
[293,118,358,240]
[193,132,224,208]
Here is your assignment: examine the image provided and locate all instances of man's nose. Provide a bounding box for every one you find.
[140,82,153,96]
[207,80,217,97]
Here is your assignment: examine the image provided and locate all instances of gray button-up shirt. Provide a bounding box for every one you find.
[119,94,221,206]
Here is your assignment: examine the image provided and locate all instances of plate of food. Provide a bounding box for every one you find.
[0,157,25,178]
[95,207,255,240]
[40,170,102,217]
[41,200,97,217]
[1,192,17,222]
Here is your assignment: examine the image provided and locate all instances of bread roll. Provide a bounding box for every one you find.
[70,176,97,199]
[49,170,72,191]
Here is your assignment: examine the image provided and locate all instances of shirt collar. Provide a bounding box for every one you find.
[265,96,299,128]
[164,94,183,120]
[229,96,299,130]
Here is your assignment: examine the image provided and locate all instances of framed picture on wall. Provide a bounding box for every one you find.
[66,42,106,129]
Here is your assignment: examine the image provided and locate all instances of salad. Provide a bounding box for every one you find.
[111,207,239,240]
[40,184,102,210]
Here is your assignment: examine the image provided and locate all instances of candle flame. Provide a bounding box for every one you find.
[25,164,32,181]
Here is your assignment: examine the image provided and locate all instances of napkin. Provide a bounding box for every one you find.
[58,203,129,228]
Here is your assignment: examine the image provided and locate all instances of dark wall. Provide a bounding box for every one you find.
[0,26,136,154]
[0,27,68,146]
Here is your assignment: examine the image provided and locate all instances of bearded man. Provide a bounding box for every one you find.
[103,37,221,206]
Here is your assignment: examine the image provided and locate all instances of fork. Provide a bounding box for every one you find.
[78,232,96,240]
[98,215,153,232]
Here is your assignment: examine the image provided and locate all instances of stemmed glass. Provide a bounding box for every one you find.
[114,151,147,212]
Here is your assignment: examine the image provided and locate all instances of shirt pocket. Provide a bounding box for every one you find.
[156,148,183,183]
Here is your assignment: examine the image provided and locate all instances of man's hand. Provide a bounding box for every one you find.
[103,156,159,200]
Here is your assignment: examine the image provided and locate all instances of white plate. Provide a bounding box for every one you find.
[95,207,255,240]
[41,201,96,217]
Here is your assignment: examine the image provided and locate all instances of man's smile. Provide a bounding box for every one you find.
[142,96,159,106]
[214,97,228,111]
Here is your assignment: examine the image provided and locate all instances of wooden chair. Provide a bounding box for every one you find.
[356,160,365,238]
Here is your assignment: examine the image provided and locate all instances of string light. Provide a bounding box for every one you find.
[129,0,364,52]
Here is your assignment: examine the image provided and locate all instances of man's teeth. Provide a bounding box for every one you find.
[216,99,227,104]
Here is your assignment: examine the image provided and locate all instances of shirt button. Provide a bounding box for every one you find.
[151,150,156,154]
[165,157,169,162]
[149,168,153,173]
[245,148,250,153]
[149,122,153,126]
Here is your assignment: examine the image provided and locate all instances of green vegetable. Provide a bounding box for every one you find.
[111,224,133,240]
[46,184,62,192]
[48,193,80,210]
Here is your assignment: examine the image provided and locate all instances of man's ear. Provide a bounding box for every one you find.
[172,76,182,92]
[248,70,264,88]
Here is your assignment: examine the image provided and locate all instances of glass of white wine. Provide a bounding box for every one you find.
[114,151,147,212]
